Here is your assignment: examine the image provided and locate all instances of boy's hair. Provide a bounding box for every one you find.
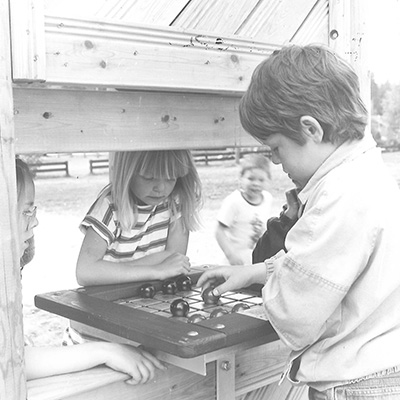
[110,150,202,231]
[240,153,271,179]
[239,45,368,145]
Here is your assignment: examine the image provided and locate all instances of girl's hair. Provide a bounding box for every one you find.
[239,44,368,146]
[110,150,202,231]
[16,158,32,206]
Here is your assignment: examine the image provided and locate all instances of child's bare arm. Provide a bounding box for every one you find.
[165,218,189,254]
[76,228,191,285]
[25,342,166,384]
[215,222,244,265]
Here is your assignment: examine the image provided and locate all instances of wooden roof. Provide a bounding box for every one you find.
[43,0,329,45]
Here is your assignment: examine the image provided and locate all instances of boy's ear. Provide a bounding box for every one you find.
[300,116,324,143]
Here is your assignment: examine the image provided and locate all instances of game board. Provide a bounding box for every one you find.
[35,266,279,359]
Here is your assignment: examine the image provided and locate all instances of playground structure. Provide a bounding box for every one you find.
[0,1,368,398]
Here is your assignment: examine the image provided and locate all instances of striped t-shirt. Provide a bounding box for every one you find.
[80,185,178,262]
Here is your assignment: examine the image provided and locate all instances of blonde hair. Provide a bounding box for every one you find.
[109,150,202,231]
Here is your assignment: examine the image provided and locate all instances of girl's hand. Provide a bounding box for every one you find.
[101,343,166,385]
[196,264,267,297]
[159,252,191,279]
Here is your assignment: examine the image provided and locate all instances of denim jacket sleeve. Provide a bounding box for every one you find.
[262,182,379,351]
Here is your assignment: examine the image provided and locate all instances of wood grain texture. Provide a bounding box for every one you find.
[0,0,26,398]
[34,278,276,358]
[42,15,278,92]
[10,0,46,81]
[13,87,259,154]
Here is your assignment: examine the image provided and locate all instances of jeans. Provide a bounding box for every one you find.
[308,367,400,400]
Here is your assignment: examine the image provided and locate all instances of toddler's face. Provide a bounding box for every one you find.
[131,174,177,206]
[240,168,269,199]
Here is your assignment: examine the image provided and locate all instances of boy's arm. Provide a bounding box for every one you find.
[76,228,190,285]
[25,342,165,384]
[215,222,244,265]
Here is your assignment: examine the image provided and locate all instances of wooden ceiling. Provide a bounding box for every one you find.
[44,0,329,46]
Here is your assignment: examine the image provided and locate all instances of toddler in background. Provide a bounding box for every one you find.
[76,150,202,286]
[215,153,273,265]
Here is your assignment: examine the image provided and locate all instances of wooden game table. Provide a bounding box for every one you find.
[33,266,304,400]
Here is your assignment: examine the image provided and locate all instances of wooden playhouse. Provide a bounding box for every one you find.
[0,0,368,399]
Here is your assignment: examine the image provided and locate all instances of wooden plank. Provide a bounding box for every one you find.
[27,341,293,400]
[235,0,319,43]
[328,0,369,103]
[0,0,26,398]
[172,0,259,35]
[44,0,190,26]
[41,15,279,93]
[13,87,259,155]
[290,0,329,45]
[27,363,216,400]
[95,0,190,26]
[9,0,46,81]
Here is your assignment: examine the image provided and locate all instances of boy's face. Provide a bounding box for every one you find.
[263,133,322,189]
[240,168,269,199]
[18,174,38,260]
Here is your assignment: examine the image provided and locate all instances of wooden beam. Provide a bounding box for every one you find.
[9,0,46,81]
[13,87,259,154]
[0,0,27,398]
[329,0,370,126]
[38,15,279,93]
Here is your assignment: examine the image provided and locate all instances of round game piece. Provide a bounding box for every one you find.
[187,313,206,324]
[170,299,190,317]
[139,283,156,298]
[176,275,192,291]
[162,279,177,295]
[202,287,220,305]
[231,303,250,313]
[210,308,229,319]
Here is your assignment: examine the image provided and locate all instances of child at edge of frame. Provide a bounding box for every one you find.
[197,44,400,400]
[66,149,203,344]
[215,153,274,265]
[16,158,166,384]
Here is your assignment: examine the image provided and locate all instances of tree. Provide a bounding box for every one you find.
[383,84,400,142]
[371,74,392,116]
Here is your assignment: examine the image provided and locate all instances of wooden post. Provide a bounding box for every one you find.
[328,0,371,125]
[9,0,46,82]
[0,0,26,398]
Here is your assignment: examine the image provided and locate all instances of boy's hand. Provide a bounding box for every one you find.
[102,343,166,385]
[196,264,267,297]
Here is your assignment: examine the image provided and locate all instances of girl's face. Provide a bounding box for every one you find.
[130,174,177,206]
[18,173,38,258]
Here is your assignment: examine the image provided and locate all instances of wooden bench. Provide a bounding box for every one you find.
[29,161,69,177]
[89,159,109,174]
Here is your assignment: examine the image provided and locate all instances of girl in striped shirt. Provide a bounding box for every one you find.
[76,150,202,286]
